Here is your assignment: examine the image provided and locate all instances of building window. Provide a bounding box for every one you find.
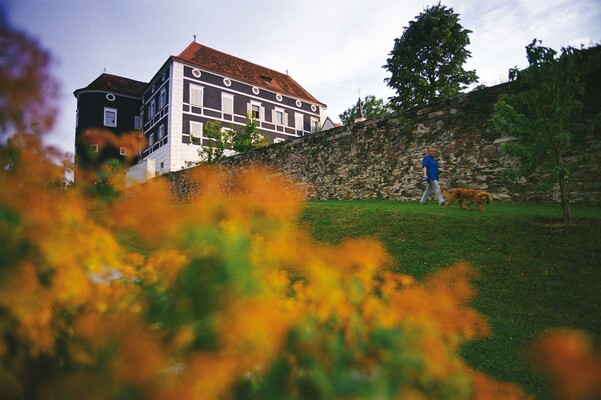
[222,93,234,115]
[158,125,165,139]
[276,94,283,102]
[160,162,165,169]
[296,100,302,108]
[120,147,126,156]
[106,93,116,101]
[190,85,203,107]
[190,121,203,138]
[104,107,117,127]
[150,99,156,117]
[295,113,304,132]
[273,107,286,126]
[159,88,167,109]
[248,101,263,120]
[223,78,232,87]
[252,87,260,95]
[192,68,201,78]
[90,144,99,153]
[148,133,155,146]
[311,117,320,133]
[134,115,141,130]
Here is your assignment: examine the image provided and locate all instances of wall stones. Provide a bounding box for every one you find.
[168,83,600,205]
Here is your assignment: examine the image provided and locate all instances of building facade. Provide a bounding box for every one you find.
[74,74,146,170]
[75,41,326,174]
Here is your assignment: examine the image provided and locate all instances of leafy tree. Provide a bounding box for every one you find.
[383,3,478,110]
[494,40,601,224]
[200,120,229,163]
[339,95,392,125]
[231,114,267,153]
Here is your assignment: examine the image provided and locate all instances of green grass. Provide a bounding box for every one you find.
[299,200,601,399]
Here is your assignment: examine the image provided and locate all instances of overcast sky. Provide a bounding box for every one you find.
[4,0,601,155]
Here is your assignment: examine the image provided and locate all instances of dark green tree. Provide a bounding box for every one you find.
[339,95,392,125]
[383,3,478,110]
[494,40,601,224]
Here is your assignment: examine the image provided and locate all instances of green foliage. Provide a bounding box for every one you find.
[200,120,229,163]
[383,3,478,110]
[339,95,392,125]
[301,199,601,399]
[493,40,601,224]
[232,114,267,153]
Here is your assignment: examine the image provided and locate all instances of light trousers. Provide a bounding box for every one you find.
[420,179,445,205]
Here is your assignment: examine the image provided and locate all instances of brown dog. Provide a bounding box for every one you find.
[441,186,491,211]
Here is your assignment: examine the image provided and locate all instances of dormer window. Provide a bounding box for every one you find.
[260,74,272,83]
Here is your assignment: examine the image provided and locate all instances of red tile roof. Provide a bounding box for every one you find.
[174,42,324,106]
[74,73,147,98]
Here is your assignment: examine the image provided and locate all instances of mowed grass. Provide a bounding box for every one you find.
[299,200,601,399]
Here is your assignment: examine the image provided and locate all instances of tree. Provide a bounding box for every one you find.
[200,120,229,163]
[231,114,268,152]
[339,95,392,125]
[383,3,478,110]
[494,40,600,224]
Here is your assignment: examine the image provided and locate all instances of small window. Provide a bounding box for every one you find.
[248,101,263,120]
[106,93,116,101]
[134,115,141,130]
[252,87,260,95]
[104,107,117,127]
[91,144,99,153]
[190,121,203,138]
[119,147,126,155]
[190,85,203,107]
[192,68,201,78]
[150,99,156,117]
[276,94,283,102]
[311,105,317,112]
[158,125,165,139]
[160,162,165,169]
[148,133,155,147]
[223,78,232,87]
[296,100,302,108]
[159,88,167,109]
[311,117,320,133]
[222,93,234,115]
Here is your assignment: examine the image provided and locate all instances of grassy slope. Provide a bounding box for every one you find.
[299,200,601,399]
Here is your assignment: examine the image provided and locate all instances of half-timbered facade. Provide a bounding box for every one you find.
[75,41,326,174]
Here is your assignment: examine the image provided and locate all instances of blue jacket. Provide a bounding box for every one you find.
[422,154,440,181]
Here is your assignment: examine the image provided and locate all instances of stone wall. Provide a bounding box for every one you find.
[170,83,601,205]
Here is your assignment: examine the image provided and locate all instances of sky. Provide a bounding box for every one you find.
[3,0,601,155]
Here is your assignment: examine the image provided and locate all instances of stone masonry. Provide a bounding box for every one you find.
[167,83,601,205]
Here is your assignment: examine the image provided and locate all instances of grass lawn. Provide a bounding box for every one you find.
[299,200,601,399]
